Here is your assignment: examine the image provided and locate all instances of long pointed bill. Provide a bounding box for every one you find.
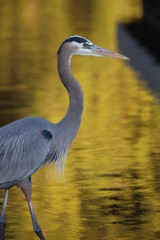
[91,45,129,60]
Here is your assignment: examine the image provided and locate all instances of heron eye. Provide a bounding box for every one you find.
[83,43,88,47]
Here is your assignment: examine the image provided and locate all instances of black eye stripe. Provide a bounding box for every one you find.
[57,36,92,54]
[66,36,89,44]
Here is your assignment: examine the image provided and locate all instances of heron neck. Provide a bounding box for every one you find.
[57,51,84,138]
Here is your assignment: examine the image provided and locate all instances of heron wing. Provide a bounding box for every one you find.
[0,117,52,184]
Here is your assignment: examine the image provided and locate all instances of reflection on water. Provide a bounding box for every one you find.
[1,0,160,239]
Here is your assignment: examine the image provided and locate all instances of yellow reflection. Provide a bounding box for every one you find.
[1,0,160,240]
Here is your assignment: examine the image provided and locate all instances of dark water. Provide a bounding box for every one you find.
[1,0,160,239]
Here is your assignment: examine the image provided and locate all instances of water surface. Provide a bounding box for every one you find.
[1,0,160,239]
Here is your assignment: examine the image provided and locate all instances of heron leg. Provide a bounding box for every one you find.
[0,189,8,240]
[0,189,9,224]
[19,178,46,240]
[0,223,5,240]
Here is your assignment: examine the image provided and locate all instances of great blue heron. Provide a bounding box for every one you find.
[0,36,128,239]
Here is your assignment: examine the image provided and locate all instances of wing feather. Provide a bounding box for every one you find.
[0,117,52,185]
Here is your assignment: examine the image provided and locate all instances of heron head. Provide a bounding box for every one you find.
[57,35,129,60]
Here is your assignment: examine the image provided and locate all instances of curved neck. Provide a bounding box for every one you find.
[57,49,84,139]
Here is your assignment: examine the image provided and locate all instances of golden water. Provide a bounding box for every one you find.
[1,0,160,239]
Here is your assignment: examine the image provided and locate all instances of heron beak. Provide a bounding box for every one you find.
[91,45,129,60]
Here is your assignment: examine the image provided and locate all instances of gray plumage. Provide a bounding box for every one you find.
[0,35,128,240]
